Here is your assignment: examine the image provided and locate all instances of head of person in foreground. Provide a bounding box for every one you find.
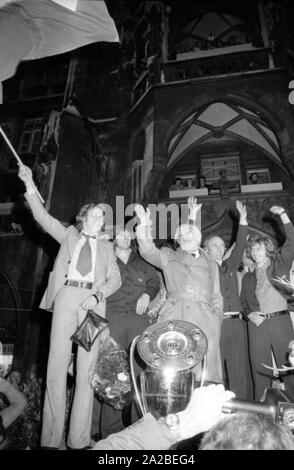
[200,412,294,450]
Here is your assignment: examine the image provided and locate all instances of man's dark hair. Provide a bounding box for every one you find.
[200,412,294,450]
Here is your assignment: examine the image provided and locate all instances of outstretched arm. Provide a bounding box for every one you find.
[135,204,169,270]
[0,378,27,429]
[92,384,235,450]
[226,201,248,269]
[187,196,202,225]
[270,206,294,266]
[19,165,67,244]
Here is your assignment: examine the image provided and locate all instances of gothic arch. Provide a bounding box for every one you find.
[165,94,291,178]
[163,91,285,157]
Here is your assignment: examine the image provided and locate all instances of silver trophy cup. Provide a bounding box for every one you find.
[130,319,208,417]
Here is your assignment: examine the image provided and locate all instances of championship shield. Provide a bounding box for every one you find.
[130,319,208,417]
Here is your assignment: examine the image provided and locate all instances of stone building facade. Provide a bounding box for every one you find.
[1,0,294,371]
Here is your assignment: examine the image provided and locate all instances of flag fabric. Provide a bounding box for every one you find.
[0,0,119,101]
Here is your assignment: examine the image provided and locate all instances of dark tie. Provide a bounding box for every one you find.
[76,234,95,277]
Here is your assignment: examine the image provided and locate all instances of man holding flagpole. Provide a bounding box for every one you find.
[17,165,121,449]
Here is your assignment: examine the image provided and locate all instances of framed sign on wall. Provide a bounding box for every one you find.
[200,155,241,184]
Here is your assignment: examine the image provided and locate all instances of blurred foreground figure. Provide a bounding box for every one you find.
[0,377,27,446]
[200,412,294,450]
[92,384,235,450]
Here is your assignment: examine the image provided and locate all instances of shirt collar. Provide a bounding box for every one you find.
[82,231,97,239]
[189,250,200,259]
[256,258,270,271]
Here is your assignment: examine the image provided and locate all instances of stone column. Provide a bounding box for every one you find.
[143,156,167,203]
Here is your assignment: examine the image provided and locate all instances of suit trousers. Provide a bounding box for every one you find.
[41,286,101,449]
[248,314,294,401]
[220,318,253,400]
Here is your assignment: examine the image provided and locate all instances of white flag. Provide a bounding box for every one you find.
[0,0,119,101]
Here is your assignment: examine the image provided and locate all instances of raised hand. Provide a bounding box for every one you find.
[236,200,247,218]
[270,206,285,215]
[188,196,202,221]
[134,204,151,226]
[80,295,99,311]
[18,164,33,184]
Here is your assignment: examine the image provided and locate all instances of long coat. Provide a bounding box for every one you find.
[136,228,223,383]
[25,192,121,316]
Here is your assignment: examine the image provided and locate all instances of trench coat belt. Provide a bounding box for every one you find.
[171,292,212,305]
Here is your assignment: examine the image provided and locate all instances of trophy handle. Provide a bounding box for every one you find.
[199,354,207,388]
[130,335,145,416]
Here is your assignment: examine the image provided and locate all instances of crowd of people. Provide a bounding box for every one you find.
[1,164,294,451]
[169,170,240,195]
[170,176,209,191]
[176,33,253,56]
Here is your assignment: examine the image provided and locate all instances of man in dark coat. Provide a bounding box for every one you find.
[240,206,294,400]
[92,227,160,440]
[204,201,253,399]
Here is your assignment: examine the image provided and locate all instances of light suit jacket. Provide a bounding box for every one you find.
[25,192,121,316]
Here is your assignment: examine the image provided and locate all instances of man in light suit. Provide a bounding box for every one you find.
[18,165,121,450]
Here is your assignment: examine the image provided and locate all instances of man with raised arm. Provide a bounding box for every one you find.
[134,198,223,384]
[18,165,121,450]
[241,205,294,400]
[203,201,253,399]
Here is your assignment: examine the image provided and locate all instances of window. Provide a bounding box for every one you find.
[18,118,43,154]
[246,168,270,184]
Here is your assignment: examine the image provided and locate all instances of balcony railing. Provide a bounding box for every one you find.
[163,47,274,83]
[131,47,276,108]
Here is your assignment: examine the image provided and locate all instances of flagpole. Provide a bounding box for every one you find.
[0,125,45,203]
